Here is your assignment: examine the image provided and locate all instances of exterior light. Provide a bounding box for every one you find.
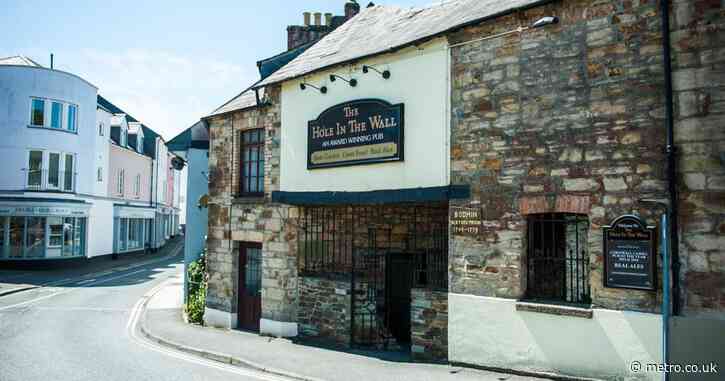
[300,82,327,94]
[362,65,391,79]
[329,74,358,87]
[531,16,559,28]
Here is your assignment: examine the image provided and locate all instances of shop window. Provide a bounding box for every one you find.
[27,150,43,188]
[239,129,265,196]
[9,217,25,258]
[51,102,63,129]
[67,104,77,132]
[73,218,85,257]
[48,217,63,248]
[525,213,590,305]
[25,217,46,258]
[0,217,5,258]
[30,98,45,126]
[119,218,128,251]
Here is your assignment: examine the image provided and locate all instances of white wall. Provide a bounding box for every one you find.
[0,65,98,194]
[280,37,449,192]
[94,108,112,197]
[87,199,114,257]
[449,294,662,380]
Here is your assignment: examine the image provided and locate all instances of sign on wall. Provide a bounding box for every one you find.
[450,207,482,236]
[603,215,657,291]
[307,99,404,169]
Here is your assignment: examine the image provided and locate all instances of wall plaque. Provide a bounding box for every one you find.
[307,99,404,169]
[603,215,657,291]
[450,207,482,235]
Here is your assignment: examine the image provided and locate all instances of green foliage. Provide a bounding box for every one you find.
[185,250,207,324]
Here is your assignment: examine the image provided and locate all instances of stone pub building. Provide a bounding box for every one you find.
[204,0,724,379]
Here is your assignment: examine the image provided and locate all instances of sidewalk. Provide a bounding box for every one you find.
[0,236,183,297]
[141,280,546,381]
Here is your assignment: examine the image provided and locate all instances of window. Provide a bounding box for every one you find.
[526,214,590,305]
[51,102,63,129]
[9,217,24,258]
[47,217,63,248]
[239,129,265,196]
[119,218,127,251]
[99,123,104,136]
[30,99,45,126]
[63,154,74,191]
[25,217,45,258]
[138,136,143,152]
[67,104,77,132]
[97,167,103,182]
[27,150,43,188]
[121,130,127,147]
[48,153,61,188]
[117,169,125,195]
[134,174,141,196]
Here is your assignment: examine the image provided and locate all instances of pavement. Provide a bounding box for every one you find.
[141,279,546,381]
[0,237,184,298]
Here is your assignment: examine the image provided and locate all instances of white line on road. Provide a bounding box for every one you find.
[127,279,293,381]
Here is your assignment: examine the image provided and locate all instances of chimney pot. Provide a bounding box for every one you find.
[303,12,311,26]
[314,12,322,26]
[345,0,361,19]
[325,13,333,26]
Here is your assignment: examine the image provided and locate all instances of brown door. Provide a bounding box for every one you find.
[237,243,262,331]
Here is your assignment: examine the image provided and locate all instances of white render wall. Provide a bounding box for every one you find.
[94,108,112,197]
[448,294,662,380]
[280,38,449,192]
[0,65,98,194]
[87,199,114,257]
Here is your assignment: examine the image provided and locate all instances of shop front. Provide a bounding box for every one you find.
[0,200,90,260]
[113,205,155,254]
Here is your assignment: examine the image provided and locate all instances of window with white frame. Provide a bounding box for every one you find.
[28,97,78,133]
[63,154,74,192]
[117,169,125,195]
[67,104,78,132]
[97,167,103,182]
[99,122,104,136]
[27,150,43,187]
[134,174,141,197]
[50,102,63,129]
[30,99,45,126]
[25,150,76,191]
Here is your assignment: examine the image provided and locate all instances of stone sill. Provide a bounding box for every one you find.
[516,301,593,319]
[231,196,267,204]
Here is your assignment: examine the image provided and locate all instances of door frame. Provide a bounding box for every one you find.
[237,241,262,332]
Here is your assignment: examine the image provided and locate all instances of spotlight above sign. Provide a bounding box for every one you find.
[362,65,391,79]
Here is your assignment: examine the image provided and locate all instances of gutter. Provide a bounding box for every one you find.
[659,0,679,316]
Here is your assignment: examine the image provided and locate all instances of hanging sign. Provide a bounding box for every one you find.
[307,99,404,169]
[603,215,657,291]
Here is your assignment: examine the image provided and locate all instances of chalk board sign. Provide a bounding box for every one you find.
[307,99,404,169]
[603,215,657,291]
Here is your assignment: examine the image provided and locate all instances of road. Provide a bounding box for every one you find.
[0,245,289,381]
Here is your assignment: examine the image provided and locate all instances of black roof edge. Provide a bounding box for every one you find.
[254,0,557,89]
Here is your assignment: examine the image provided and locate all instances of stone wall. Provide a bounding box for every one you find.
[297,276,351,346]
[670,0,725,318]
[206,84,299,324]
[411,288,448,362]
[448,0,671,313]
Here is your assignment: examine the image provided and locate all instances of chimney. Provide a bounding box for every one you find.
[345,0,360,19]
[314,12,322,26]
[325,13,333,26]
[303,12,311,26]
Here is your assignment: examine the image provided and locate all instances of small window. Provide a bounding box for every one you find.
[63,154,74,192]
[97,167,103,182]
[526,213,590,305]
[51,102,63,129]
[118,169,125,195]
[27,150,43,187]
[67,104,78,132]
[30,99,45,126]
[239,129,265,196]
[134,174,141,196]
[99,123,104,136]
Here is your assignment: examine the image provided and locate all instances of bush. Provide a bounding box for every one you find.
[185,251,207,324]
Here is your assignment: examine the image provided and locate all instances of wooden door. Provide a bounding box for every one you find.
[237,243,262,331]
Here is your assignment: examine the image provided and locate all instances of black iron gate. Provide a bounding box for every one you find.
[298,204,448,349]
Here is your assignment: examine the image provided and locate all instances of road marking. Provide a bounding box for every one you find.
[127,278,292,381]
[0,269,148,311]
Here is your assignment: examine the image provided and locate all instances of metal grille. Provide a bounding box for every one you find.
[526,213,590,305]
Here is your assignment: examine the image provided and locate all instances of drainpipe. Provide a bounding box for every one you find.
[659,0,679,317]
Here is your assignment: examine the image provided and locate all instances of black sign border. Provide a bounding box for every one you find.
[306,98,405,170]
[603,214,657,291]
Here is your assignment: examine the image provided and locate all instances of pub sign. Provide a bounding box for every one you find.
[307,99,404,169]
[603,215,657,291]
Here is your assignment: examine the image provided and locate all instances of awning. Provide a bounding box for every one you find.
[114,205,156,219]
[271,185,470,206]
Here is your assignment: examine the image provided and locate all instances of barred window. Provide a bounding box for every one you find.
[239,129,265,196]
[526,213,590,305]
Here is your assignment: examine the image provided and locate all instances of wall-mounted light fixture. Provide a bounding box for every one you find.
[448,16,559,49]
[329,74,358,87]
[300,82,327,94]
[362,65,391,79]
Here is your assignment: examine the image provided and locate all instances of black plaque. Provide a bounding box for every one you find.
[307,99,404,169]
[603,215,657,291]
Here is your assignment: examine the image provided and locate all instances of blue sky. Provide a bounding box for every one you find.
[1,0,435,140]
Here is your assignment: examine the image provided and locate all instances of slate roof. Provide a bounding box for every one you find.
[0,55,43,67]
[97,95,140,123]
[206,87,263,118]
[257,0,547,87]
[168,120,209,152]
